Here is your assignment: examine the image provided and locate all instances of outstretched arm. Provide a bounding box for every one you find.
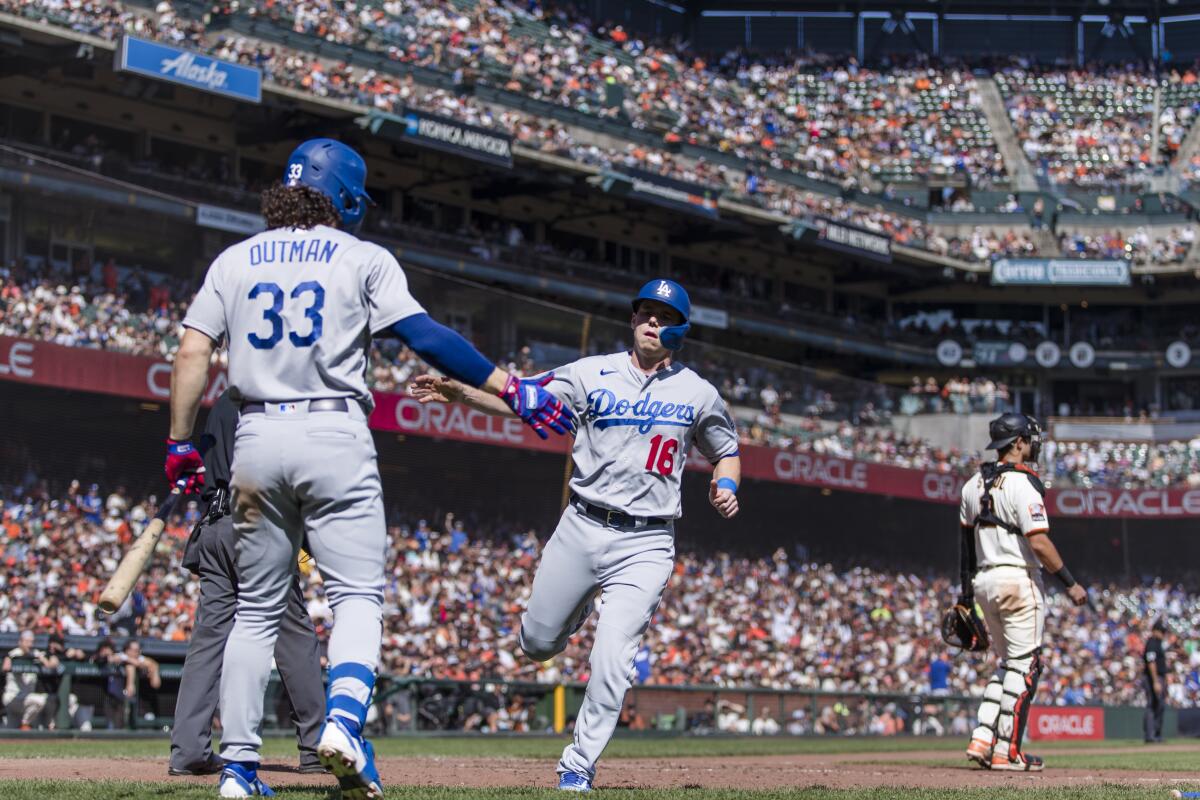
[389,316,573,439]
[409,375,515,417]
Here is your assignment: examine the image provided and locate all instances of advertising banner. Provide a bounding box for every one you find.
[117,36,262,103]
[1027,707,1104,741]
[0,336,227,406]
[398,108,514,168]
[808,219,892,262]
[196,204,266,236]
[6,336,1200,519]
[601,169,721,218]
[991,259,1130,286]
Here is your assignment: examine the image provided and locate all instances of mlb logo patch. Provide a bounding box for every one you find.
[1029,502,1046,522]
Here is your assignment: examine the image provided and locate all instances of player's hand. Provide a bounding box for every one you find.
[708,479,739,519]
[164,439,205,494]
[1067,583,1088,607]
[498,373,577,439]
[408,374,459,404]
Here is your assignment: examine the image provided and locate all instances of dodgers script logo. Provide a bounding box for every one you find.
[159,52,230,91]
[586,389,695,433]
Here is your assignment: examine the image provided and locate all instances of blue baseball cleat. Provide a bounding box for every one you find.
[558,772,592,792]
[218,762,275,798]
[318,715,384,800]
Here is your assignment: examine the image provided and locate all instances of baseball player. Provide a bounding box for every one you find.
[959,412,1088,772]
[410,279,741,791]
[166,138,573,798]
[168,389,325,777]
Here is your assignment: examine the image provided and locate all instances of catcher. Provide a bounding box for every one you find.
[947,412,1087,771]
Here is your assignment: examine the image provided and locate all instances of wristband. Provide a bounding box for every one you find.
[716,477,738,494]
[167,439,195,454]
[1053,565,1076,588]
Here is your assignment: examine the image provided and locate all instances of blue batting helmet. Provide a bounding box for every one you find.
[632,279,691,350]
[283,138,373,230]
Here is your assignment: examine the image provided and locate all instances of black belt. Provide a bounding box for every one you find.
[571,494,667,529]
[241,398,349,414]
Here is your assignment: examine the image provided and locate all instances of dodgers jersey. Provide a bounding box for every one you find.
[183,225,423,409]
[545,351,739,519]
[959,466,1048,571]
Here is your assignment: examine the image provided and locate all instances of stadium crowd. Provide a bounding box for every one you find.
[9,257,1200,490]
[5,0,1199,268]
[0,472,1195,734]
[996,60,1200,188]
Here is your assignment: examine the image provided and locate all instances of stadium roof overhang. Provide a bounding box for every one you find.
[685,0,1200,18]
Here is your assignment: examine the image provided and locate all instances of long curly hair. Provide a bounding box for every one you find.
[260,184,341,230]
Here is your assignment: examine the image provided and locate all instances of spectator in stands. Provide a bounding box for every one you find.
[2,630,52,729]
[751,705,780,735]
[120,639,162,724]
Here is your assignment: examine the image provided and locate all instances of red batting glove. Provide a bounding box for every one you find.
[165,439,206,493]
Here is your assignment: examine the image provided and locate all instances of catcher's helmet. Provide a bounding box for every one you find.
[283,139,373,230]
[987,412,1042,454]
[632,279,691,350]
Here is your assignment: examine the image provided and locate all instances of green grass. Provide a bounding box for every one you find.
[0,735,1171,760]
[0,783,1185,800]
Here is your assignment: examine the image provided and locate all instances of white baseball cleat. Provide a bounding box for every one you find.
[218,763,275,797]
[317,715,384,800]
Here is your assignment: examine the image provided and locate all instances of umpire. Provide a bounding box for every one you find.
[168,390,326,775]
[1144,618,1168,744]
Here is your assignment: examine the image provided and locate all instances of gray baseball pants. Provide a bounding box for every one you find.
[170,514,324,772]
[519,504,674,780]
[219,401,386,763]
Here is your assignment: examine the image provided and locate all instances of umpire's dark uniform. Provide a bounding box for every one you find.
[1144,620,1167,744]
[168,391,326,774]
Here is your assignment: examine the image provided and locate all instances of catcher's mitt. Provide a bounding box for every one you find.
[941,600,990,652]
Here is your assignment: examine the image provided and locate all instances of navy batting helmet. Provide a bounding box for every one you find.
[987,412,1042,458]
[632,279,691,350]
[283,139,373,230]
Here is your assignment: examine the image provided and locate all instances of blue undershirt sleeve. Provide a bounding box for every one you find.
[386,313,496,388]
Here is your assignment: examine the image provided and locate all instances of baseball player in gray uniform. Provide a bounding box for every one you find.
[166,139,573,799]
[410,278,741,791]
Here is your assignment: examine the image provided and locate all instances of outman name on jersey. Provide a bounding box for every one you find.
[959,466,1048,571]
[183,224,424,410]
[542,352,739,521]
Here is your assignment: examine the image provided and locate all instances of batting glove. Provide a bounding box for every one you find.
[498,373,576,440]
[164,439,206,493]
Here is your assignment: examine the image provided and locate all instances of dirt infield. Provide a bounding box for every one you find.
[0,747,1195,791]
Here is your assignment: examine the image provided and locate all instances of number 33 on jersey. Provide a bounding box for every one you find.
[539,352,739,520]
[184,225,424,408]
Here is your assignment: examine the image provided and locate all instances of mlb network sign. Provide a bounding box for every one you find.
[116,36,262,104]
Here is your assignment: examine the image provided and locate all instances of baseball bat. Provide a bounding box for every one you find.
[98,485,185,614]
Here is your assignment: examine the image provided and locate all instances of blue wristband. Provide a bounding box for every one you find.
[716,477,738,494]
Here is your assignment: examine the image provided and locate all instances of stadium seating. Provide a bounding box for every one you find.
[0,476,1193,716]
[996,62,1200,188]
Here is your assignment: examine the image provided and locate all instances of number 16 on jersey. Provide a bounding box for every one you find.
[645,434,678,476]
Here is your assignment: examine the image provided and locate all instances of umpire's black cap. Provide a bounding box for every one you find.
[987,412,1040,451]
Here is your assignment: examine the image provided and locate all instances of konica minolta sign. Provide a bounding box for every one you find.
[116,36,262,104]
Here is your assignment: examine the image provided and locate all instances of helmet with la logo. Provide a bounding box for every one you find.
[282,138,374,231]
[632,279,691,350]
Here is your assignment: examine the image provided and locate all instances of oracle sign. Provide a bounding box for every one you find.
[922,472,964,502]
[1027,706,1103,741]
[1053,489,1200,517]
[773,452,869,490]
[388,395,528,445]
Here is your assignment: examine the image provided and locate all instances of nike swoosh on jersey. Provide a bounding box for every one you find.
[599,369,617,376]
